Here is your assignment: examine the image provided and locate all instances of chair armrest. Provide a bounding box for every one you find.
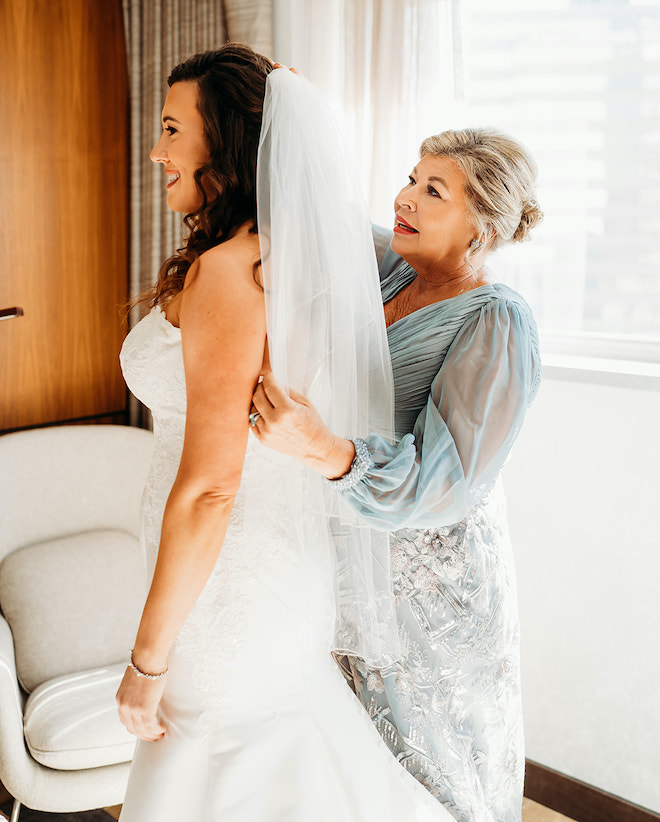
[0,614,33,794]
[0,616,132,811]
[0,615,23,716]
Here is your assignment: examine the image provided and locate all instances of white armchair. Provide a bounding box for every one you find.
[0,424,153,821]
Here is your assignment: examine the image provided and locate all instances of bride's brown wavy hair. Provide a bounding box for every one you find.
[143,43,273,309]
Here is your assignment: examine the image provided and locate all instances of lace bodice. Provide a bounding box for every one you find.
[120,307,187,581]
[121,306,186,420]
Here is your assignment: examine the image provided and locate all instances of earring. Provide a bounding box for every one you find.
[470,239,482,251]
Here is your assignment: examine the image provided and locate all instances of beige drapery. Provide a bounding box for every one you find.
[121,0,272,424]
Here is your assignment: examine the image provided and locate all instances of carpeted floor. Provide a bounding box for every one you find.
[0,802,114,822]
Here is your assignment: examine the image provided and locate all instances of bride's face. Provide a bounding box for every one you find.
[150,81,210,214]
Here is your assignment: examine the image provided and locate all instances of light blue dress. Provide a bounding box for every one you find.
[342,258,541,822]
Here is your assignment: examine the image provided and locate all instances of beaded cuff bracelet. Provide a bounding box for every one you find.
[129,650,168,680]
[326,437,373,492]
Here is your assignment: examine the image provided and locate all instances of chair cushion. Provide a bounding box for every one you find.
[23,663,136,770]
[0,529,145,692]
[0,424,153,563]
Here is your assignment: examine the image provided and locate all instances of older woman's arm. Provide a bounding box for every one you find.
[343,296,540,530]
[253,294,540,531]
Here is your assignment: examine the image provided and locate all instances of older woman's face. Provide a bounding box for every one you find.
[392,154,477,275]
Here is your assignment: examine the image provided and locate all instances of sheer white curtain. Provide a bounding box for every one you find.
[273,0,460,227]
[274,0,660,366]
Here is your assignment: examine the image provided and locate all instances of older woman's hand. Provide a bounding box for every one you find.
[272,62,302,76]
[250,371,355,479]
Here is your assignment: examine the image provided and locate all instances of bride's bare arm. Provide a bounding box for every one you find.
[117,231,265,741]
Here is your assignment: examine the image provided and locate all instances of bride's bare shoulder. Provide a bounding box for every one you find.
[181,224,263,315]
[197,223,261,279]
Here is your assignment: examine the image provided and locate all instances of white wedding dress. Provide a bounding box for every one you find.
[118,305,455,822]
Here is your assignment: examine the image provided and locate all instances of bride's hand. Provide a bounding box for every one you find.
[116,666,167,742]
[250,371,354,478]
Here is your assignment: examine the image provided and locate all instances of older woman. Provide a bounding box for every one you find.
[251,128,543,822]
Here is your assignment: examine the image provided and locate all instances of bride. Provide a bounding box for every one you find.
[116,44,453,821]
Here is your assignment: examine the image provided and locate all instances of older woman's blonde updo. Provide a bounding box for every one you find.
[420,128,543,251]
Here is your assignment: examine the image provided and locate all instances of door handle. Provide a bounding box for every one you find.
[0,307,24,321]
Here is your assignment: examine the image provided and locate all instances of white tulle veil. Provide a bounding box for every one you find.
[256,68,399,666]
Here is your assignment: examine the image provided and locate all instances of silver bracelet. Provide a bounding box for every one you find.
[326,437,373,492]
[129,650,168,680]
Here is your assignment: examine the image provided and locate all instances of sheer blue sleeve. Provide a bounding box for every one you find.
[340,296,541,530]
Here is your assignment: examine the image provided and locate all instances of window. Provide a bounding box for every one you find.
[457,0,660,348]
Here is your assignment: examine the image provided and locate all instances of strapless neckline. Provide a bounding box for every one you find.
[153,304,181,334]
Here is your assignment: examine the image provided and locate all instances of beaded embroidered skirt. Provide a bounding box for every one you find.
[350,483,524,822]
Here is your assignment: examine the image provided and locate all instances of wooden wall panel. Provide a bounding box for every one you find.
[0,0,129,431]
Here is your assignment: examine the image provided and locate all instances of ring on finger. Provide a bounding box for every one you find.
[249,411,261,427]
